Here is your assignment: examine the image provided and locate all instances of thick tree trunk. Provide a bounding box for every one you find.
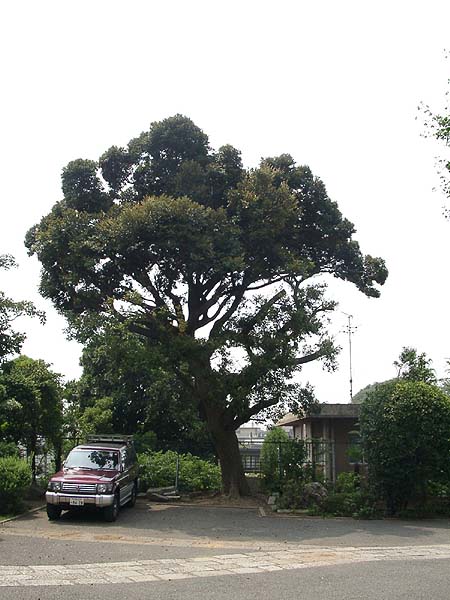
[54,439,62,472]
[191,354,250,498]
[210,424,250,498]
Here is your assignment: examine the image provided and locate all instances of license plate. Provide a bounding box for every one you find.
[69,498,84,506]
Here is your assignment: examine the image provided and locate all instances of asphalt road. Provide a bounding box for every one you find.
[1,500,450,598]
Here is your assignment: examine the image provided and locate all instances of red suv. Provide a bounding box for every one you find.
[46,435,139,522]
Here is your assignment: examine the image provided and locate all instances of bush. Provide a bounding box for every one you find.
[360,380,450,515]
[296,473,378,519]
[277,480,306,510]
[335,472,360,494]
[318,489,378,518]
[138,451,221,493]
[0,457,32,514]
[278,480,328,510]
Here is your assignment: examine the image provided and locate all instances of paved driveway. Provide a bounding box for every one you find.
[2,500,450,598]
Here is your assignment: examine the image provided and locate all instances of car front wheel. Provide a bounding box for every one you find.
[46,504,62,521]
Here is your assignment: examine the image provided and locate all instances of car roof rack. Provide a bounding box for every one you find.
[85,434,134,445]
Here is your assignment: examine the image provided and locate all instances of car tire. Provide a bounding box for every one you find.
[46,504,62,521]
[104,492,119,522]
[127,482,137,508]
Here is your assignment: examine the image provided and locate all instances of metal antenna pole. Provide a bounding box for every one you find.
[342,313,355,402]
[347,314,353,401]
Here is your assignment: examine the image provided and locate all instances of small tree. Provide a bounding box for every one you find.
[260,427,307,492]
[394,347,436,384]
[0,356,63,481]
[360,380,450,515]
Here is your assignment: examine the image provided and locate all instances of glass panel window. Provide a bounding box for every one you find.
[65,450,119,470]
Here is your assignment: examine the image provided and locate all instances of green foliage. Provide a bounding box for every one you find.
[0,255,45,362]
[0,457,32,514]
[260,428,308,492]
[305,475,378,519]
[26,115,387,494]
[335,472,360,493]
[394,347,436,384]
[138,451,221,493]
[319,489,378,519]
[353,347,435,405]
[71,324,211,454]
[260,428,288,491]
[79,397,114,434]
[277,479,306,510]
[0,441,19,458]
[133,431,158,454]
[360,380,450,515]
[0,356,63,480]
[352,381,394,404]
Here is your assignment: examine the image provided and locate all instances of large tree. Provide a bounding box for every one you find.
[26,115,387,496]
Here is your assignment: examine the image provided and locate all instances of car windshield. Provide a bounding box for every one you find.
[65,449,119,470]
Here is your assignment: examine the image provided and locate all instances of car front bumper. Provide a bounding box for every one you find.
[46,491,114,507]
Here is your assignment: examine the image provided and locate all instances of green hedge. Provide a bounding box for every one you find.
[0,457,32,514]
[138,450,221,493]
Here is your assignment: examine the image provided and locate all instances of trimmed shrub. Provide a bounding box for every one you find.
[360,380,450,515]
[0,457,32,514]
[138,451,221,493]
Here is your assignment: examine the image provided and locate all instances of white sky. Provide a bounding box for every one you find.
[1,0,450,404]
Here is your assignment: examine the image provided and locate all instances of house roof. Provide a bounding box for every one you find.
[276,403,360,426]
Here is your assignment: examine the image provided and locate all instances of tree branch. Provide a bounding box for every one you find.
[246,275,289,291]
[294,349,325,365]
[233,398,278,429]
[239,290,286,336]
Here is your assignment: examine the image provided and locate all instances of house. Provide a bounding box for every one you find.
[237,425,266,472]
[276,403,361,481]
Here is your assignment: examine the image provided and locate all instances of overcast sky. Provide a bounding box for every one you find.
[2,0,450,404]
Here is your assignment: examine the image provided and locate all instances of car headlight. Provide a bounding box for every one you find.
[48,481,61,492]
[97,483,113,494]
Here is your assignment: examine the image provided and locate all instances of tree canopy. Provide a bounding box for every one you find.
[26,114,387,495]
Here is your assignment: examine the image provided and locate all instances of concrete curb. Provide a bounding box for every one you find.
[0,504,45,525]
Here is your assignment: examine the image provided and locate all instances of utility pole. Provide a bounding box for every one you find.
[342,313,356,402]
